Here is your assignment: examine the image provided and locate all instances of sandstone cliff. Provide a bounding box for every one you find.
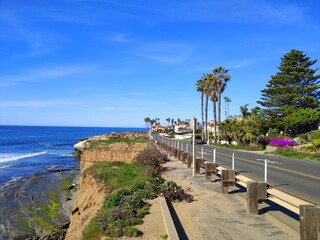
[80,142,147,171]
[65,174,105,240]
[65,133,147,239]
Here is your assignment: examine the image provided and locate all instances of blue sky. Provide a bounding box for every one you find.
[1,0,319,127]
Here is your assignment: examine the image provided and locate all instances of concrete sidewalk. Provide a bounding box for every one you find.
[162,156,299,240]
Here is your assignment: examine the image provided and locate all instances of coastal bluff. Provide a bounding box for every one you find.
[66,132,147,240]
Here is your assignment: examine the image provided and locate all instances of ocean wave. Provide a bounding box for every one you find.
[1,176,22,188]
[0,151,48,163]
[0,165,10,169]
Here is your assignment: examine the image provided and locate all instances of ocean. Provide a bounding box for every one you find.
[0,125,145,185]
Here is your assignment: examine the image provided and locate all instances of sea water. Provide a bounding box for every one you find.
[0,125,145,185]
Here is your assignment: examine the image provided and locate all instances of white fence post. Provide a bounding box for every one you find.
[264,159,268,183]
[232,153,235,170]
[201,146,204,159]
[213,149,216,163]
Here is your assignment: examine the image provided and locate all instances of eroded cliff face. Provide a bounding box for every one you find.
[80,142,147,171]
[65,174,104,240]
[65,133,147,240]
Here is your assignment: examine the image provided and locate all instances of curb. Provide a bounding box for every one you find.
[159,196,179,240]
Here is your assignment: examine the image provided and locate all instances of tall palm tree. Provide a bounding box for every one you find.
[196,78,205,140]
[203,73,212,143]
[144,117,151,129]
[212,66,231,143]
[208,74,218,144]
[224,96,231,119]
[166,117,171,126]
[149,119,156,127]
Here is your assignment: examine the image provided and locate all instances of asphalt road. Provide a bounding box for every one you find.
[155,136,320,205]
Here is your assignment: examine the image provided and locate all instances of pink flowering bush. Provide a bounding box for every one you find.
[135,147,168,178]
[269,139,296,147]
[134,146,193,202]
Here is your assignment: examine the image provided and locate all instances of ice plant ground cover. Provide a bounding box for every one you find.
[269,139,296,147]
[83,144,193,239]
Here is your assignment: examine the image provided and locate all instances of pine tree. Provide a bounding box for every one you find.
[257,49,320,131]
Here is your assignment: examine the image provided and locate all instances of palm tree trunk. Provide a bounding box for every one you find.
[218,93,221,144]
[205,95,209,142]
[213,101,217,144]
[201,93,204,141]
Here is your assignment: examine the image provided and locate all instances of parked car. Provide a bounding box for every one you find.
[191,135,203,144]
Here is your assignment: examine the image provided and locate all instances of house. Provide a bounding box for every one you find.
[151,125,168,132]
[174,124,191,133]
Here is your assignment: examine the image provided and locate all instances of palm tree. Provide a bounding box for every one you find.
[219,118,235,144]
[212,67,231,143]
[208,74,218,144]
[149,119,156,127]
[240,104,250,118]
[171,118,174,126]
[224,96,231,118]
[203,73,212,143]
[196,78,205,140]
[166,117,171,126]
[144,117,151,129]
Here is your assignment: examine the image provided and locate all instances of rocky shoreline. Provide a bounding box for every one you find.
[0,169,79,239]
[0,131,147,239]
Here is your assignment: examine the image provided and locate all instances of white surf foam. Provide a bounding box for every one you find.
[0,165,10,169]
[0,151,48,163]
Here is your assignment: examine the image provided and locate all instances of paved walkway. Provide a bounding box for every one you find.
[162,155,300,240]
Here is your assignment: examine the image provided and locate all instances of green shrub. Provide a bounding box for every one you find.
[298,132,309,141]
[310,130,320,141]
[266,148,320,161]
[89,137,146,149]
[311,139,320,150]
[267,128,279,136]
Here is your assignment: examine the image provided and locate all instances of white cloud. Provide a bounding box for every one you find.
[0,65,97,87]
[225,60,256,69]
[128,41,193,63]
[0,99,77,107]
[104,34,133,42]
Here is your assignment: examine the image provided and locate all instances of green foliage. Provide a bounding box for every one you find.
[266,148,320,161]
[222,143,264,151]
[84,161,149,194]
[89,137,146,149]
[161,233,169,239]
[309,130,320,150]
[311,139,320,150]
[258,49,320,132]
[158,181,193,202]
[219,115,263,145]
[267,128,279,136]
[282,108,320,134]
[310,130,320,141]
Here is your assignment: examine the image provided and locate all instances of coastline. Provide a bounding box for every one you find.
[0,169,79,239]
